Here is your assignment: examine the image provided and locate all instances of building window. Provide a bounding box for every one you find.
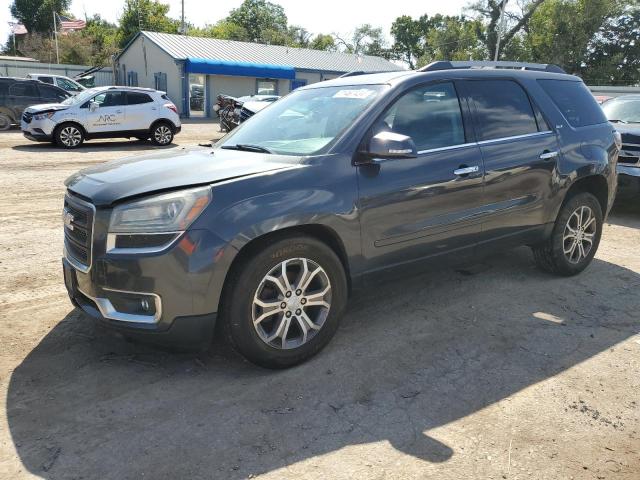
[154,72,167,92]
[189,73,206,117]
[127,71,138,87]
[257,79,277,95]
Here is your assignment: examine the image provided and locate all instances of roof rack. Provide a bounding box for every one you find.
[418,61,566,74]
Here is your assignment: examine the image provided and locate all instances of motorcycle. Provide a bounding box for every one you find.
[215,94,242,132]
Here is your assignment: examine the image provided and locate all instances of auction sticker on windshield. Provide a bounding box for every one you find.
[333,89,376,99]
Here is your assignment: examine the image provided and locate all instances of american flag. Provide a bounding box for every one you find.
[57,14,86,32]
[9,22,28,35]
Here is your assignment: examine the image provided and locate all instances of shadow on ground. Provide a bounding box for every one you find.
[6,245,640,479]
[11,138,181,154]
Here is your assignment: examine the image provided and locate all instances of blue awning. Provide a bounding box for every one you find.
[185,57,295,80]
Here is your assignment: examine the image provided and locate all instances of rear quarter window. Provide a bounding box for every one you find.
[538,80,607,127]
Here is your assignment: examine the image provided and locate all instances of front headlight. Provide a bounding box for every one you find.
[107,187,211,252]
[33,112,55,120]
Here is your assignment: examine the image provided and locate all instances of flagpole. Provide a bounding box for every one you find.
[53,10,60,64]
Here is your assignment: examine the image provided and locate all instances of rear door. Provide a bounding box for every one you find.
[459,79,560,244]
[125,91,155,131]
[84,91,126,133]
[7,82,41,119]
[357,81,484,272]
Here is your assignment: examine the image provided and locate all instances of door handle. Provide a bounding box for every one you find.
[453,165,479,176]
[539,150,559,160]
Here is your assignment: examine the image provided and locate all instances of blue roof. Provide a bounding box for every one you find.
[185,57,295,80]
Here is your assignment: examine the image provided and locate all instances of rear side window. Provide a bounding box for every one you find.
[127,92,153,105]
[38,76,54,84]
[538,80,607,127]
[9,82,38,97]
[464,80,539,141]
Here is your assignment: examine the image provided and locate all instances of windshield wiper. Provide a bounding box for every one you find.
[220,143,273,154]
[608,119,628,124]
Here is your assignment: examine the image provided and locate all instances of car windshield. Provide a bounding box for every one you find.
[61,88,100,106]
[218,85,386,155]
[602,98,640,123]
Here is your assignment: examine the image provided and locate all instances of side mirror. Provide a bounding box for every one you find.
[89,101,99,112]
[360,131,417,162]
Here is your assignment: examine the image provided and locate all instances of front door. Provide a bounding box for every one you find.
[357,82,484,273]
[459,79,560,243]
[84,91,126,133]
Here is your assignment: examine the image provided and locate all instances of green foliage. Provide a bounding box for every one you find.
[309,34,336,52]
[118,0,179,48]
[335,24,391,58]
[227,0,288,44]
[10,0,71,34]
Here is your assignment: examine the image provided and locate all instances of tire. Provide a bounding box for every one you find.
[221,235,348,369]
[532,192,603,276]
[55,123,84,149]
[150,122,174,145]
[0,113,12,131]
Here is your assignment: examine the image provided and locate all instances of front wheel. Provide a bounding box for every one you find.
[532,192,603,276]
[150,122,174,145]
[0,113,12,131]
[55,123,84,148]
[221,236,348,368]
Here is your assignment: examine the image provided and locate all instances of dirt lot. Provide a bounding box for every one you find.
[0,122,638,480]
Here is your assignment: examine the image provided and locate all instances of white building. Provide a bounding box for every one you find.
[115,31,402,117]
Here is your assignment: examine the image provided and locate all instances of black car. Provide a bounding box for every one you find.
[62,61,619,368]
[0,77,71,130]
[602,95,640,198]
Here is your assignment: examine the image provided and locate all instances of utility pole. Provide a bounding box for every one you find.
[494,0,508,61]
[181,0,185,34]
[53,10,60,64]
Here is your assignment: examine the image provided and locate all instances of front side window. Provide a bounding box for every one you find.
[92,91,125,107]
[464,80,538,141]
[219,84,386,156]
[9,82,38,97]
[57,77,83,92]
[379,82,466,152]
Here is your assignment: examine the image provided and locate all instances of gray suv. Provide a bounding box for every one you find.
[62,61,619,368]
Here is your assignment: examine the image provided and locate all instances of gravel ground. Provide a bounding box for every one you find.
[0,123,638,480]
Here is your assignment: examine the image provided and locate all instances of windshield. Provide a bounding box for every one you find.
[602,98,640,123]
[218,85,386,155]
[61,88,100,106]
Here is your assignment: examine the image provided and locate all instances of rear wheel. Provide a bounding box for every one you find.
[532,192,603,276]
[55,123,84,148]
[150,122,174,145]
[0,113,12,131]
[221,236,348,368]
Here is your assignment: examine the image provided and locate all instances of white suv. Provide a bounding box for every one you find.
[21,86,181,148]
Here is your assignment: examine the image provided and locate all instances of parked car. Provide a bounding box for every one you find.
[26,73,86,94]
[0,77,71,130]
[21,86,181,148]
[61,61,618,368]
[602,95,640,198]
[237,95,280,123]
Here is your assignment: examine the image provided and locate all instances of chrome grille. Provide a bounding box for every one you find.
[63,194,95,272]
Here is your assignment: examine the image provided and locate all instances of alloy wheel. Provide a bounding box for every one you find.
[252,257,332,350]
[563,205,596,264]
[154,125,172,144]
[60,126,81,147]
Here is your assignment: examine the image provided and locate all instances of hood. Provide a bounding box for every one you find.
[612,123,640,143]
[65,147,301,206]
[25,103,69,114]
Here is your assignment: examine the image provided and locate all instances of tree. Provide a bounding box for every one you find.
[583,4,640,85]
[81,14,120,65]
[420,15,486,65]
[188,21,249,41]
[118,0,179,48]
[227,0,288,44]
[470,0,546,59]
[309,34,336,51]
[10,0,71,34]
[391,15,426,69]
[334,24,391,58]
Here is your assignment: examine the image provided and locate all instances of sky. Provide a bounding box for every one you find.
[1,0,470,52]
